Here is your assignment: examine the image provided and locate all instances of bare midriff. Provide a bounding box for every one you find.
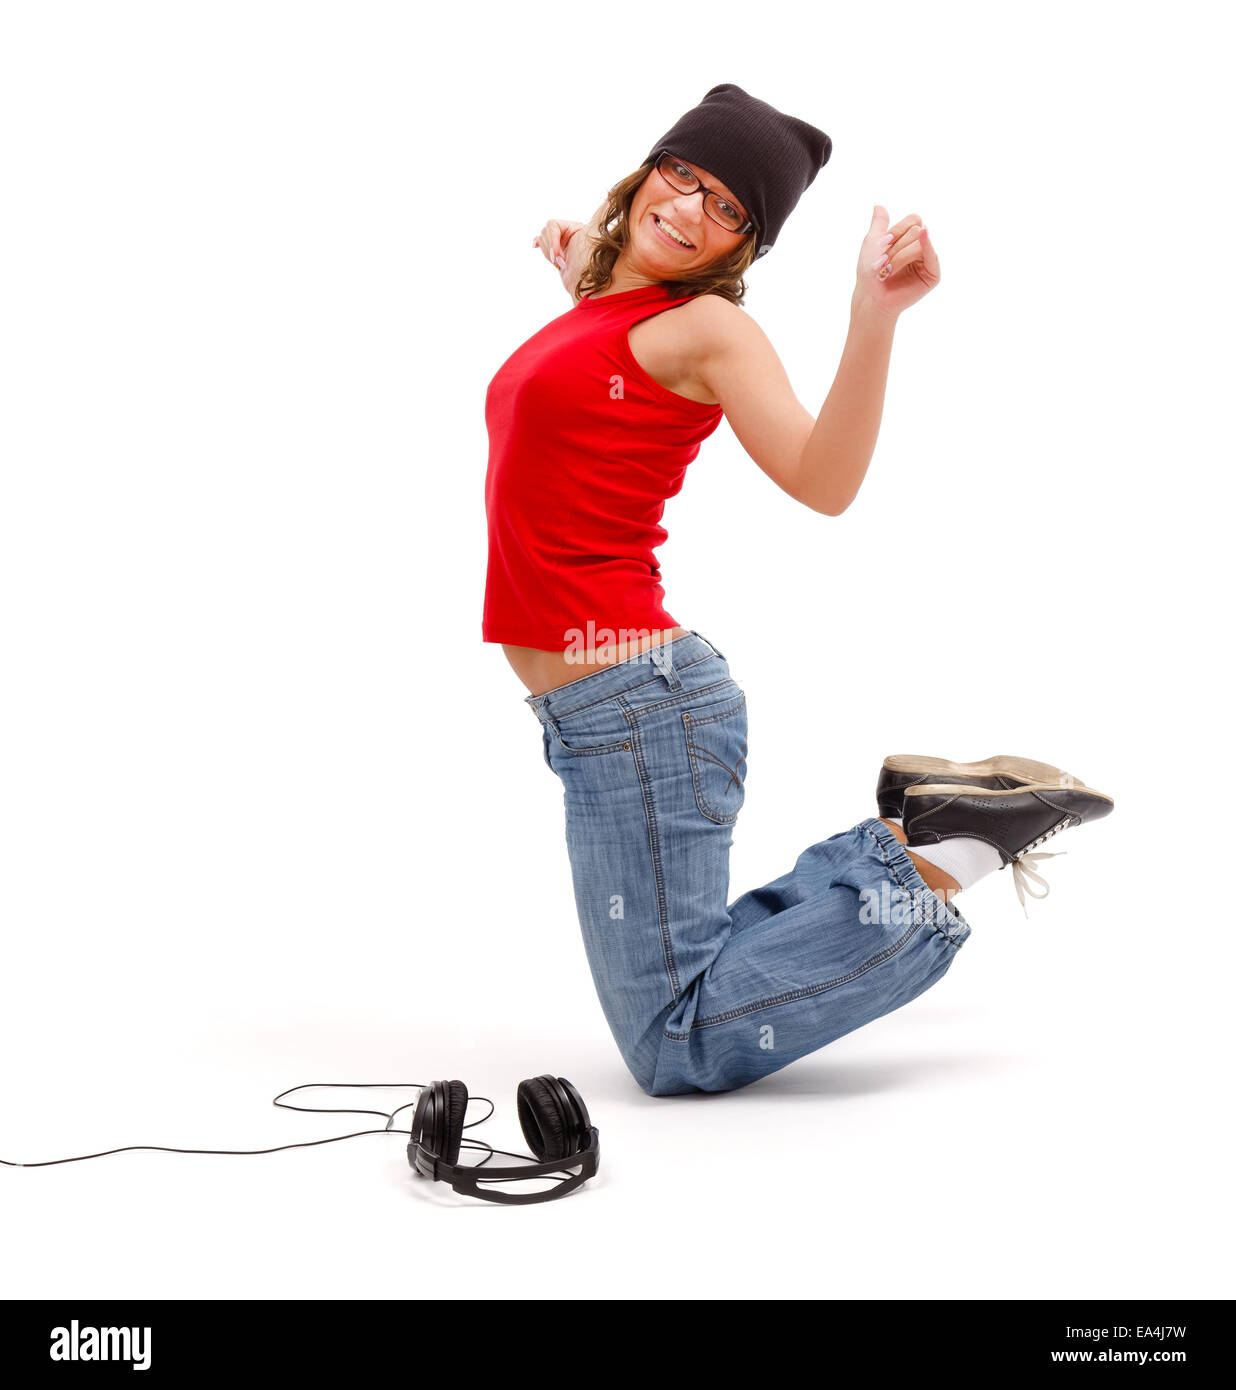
[502,626,691,696]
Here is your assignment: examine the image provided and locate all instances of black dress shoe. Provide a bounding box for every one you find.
[877,754,1083,819]
[902,780,1115,914]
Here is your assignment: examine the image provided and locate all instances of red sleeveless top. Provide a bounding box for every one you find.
[482,283,724,649]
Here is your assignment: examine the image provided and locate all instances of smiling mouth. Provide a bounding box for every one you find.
[652,213,695,249]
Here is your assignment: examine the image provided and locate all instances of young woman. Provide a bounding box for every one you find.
[482,85,1112,1097]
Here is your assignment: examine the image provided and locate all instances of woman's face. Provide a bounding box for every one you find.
[627,157,752,276]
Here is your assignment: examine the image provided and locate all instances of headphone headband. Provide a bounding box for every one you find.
[409,1075,599,1206]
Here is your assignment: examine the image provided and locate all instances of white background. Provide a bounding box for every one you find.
[2,0,1231,1300]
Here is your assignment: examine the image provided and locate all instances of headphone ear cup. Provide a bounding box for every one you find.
[440,1079,469,1166]
[517,1074,577,1163]
[410,1080,471,1173]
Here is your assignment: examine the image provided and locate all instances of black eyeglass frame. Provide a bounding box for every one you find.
[651,150,757,237]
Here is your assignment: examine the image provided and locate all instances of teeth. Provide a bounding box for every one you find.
[655,215,692,247]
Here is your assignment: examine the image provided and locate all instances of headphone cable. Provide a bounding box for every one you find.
[0,1081,499,1168]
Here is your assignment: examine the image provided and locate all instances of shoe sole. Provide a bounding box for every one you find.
[883,754,1087,787]
[904,780,1113,807]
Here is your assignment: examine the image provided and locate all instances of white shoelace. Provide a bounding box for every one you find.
[1010,850,1066,917]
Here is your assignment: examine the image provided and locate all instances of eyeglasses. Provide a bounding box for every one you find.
[652,151,755,236]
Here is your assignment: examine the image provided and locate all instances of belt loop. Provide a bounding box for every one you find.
[526,694,560,737]
[649,640,681,691]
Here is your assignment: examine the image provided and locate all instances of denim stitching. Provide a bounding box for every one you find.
[628,679,740,720]
[619,696,681,1000]
[547,672,739,761]
[663,917,921,1035]
[547,675,734,745]
[681,694,745,728]
[865,821,969,946]
[522,645,712,708]
[691,745,745,792]
[682,695,747,824]
[541,654,719,721]
[553,675,734,756]
[662,822,964,1038]
[552,731,634,757]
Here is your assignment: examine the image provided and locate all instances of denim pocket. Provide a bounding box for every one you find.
[550,697,633,757]
[681,689,748,824]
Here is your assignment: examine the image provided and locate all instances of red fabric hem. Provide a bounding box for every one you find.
[482,614,681,650]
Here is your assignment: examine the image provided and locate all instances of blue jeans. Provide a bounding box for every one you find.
[525,631,972,1096]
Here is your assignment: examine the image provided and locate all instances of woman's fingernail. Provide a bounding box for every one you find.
[878,263,891,279]
[881,232,894,246]
[872,253,889,270]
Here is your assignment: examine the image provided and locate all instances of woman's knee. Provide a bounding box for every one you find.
[620,1040,685,1097]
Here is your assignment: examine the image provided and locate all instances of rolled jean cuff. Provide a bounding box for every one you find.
[858,816,973,947]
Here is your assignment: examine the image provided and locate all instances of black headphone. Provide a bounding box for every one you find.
[409,1075,599,1205]
[3,1076,600,1207]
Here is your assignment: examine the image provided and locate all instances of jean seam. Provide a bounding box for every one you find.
[627,678,738,720]
[683,696,747,825]
[569,672,731,722]
[681,693,745,729]
[661,822,963,1038]
[620,696,681,1001]
[528,653,718,720]
[552,731,633,758]
[663,916,921,1035]
[547,678,739,757]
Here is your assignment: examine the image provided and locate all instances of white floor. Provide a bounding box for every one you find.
[3,0,1232,1303]
[4,818,1228,1300]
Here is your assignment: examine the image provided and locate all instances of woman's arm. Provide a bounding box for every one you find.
[534,201,608,302]
[697,206,941,516]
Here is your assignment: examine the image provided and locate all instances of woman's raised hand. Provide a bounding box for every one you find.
[534,219,585,288]
[853,205,940,319]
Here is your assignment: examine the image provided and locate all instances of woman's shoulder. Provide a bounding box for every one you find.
[658,289,744,338]
[676,290,747,323]
[670,290,766,359]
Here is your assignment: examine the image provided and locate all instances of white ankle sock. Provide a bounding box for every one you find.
[903,836,1002,892]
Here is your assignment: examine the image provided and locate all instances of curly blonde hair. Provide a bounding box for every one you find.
[574,161,760,305]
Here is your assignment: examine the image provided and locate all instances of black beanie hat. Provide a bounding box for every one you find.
[642,83,832,259]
